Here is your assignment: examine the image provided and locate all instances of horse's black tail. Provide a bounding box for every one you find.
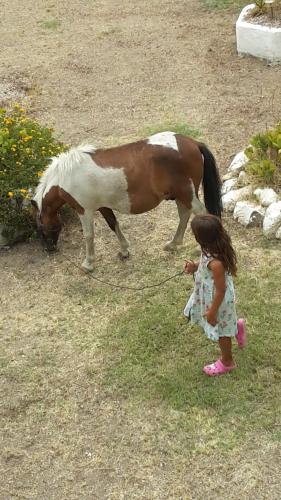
[199,144,222,218]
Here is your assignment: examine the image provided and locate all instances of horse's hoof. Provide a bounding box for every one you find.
[80,261,94,273]
[118,251,130,261]
[164,241,177,252]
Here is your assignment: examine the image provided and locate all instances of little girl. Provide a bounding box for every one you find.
[184,214,246,376]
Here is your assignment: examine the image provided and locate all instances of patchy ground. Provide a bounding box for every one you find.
[1,1,281,499]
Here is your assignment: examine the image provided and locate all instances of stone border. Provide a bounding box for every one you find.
[222,152,281,239]
[236,4,281,63]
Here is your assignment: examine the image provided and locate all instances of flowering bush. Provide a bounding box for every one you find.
[0,104,66,243]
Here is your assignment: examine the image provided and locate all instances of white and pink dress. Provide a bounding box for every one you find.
[184,253,238,341]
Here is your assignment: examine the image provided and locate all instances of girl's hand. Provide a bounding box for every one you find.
[204,309,217,326]
[184,260,197,274]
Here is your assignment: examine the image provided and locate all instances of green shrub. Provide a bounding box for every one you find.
[245,122,281,187]
[0,104,66,242]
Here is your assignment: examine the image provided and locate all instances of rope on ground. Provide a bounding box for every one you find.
[62,253,185,291]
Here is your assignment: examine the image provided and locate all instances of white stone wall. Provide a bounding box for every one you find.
[222,152,281,239]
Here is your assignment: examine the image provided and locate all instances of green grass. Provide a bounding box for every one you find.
[2,218,281,459]
[140,122,201,139]
[99,238,281,452]
[201,0,247,10]
[2,226,281,461]
[39,19,61,30]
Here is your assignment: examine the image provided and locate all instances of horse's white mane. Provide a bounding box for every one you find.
[33,144,97,211]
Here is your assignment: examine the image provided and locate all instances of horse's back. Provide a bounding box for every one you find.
[92,133,202,176]
[88,133,204,211]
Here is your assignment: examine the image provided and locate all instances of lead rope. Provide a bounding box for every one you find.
[62,253,185,291]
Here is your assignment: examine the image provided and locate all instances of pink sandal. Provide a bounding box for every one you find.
[203,359,237,376]
[236,318,246,348]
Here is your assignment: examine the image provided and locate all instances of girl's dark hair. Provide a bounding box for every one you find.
[190,214,237,276]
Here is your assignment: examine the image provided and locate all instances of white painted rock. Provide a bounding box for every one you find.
[228,151,248,174]
[222,172,235,181]
[222,186,253,212]
[238,170,249,186]
[254,188,279,207]
[233,201,265,227]
[263,201,281,238]
[221,178,238,195]
[276,226,281,239]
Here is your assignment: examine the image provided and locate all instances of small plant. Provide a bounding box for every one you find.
[250,0,281,19]
[39,19,61,30]
[0,104,66,243]
[246,159,276,183]
[245,122,281,187]
[255,0,266,10]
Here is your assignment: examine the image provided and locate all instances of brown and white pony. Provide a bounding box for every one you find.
[32,131,222,271]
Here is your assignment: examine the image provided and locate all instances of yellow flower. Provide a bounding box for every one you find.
[20,188,28,194]
[14,103,26,113]
[8,192,14,197]
[37,171,43,177]
[3,117,13,125]
[23,135,32,142]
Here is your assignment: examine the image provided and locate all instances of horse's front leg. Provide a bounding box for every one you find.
[79,211,95,272]
[164,201,191,251]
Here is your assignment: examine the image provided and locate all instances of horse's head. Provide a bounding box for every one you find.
[31,199,62,253]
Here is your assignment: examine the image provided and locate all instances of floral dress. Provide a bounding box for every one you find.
[184,253,238,341]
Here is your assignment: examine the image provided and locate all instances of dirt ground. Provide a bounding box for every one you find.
[1,1,281,499]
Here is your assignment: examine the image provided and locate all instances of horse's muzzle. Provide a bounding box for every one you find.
[45,243,58,253]
[38,229,59,253]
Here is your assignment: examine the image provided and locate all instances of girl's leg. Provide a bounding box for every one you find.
[203,336,236,376]
[218,336,235,366]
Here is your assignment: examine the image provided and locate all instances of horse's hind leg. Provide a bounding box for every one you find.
[99,207,130,260]
[79,211,95,272]
[164,201,191,251]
